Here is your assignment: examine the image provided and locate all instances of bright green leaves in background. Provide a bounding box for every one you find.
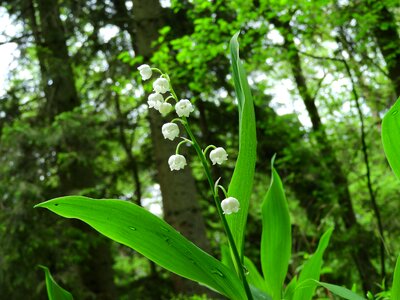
[292,228,333,300]
[227,31,257,258]
[261,158,291,300]
[382,96,400,180]
[39,266,73,300]
[35,197,246,300]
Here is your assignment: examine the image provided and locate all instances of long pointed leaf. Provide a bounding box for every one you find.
[283,277,297,300]
[39,265,73,300]
[227,32,257,258]
[261,159,291,300]
[293,227,334,300]
[250,284,273,300]
[382,96,400,180]
[244,256,268,294]
[316,281,366,300]
[392,255,400,300]
[35,196,246,299]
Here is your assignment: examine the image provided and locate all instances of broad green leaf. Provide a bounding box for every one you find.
[35,196,246,299]
[382,96,400,180]
[39,265,73,300]
[316,281,366,300]
[244,256,268,293]
[261,158,291,300]
[293,227,334,300]
[392,255,400,300]
[227,31,257,258]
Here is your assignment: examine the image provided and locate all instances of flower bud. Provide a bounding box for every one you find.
[153,77,170,94]
[175,99,195,117]
[221,197,240,214]
[148,93,163,110]
[137,64,152,80]
[162,123,180,141]
[209,147,228,165]
[158,102,173,116]
[168,154,187,171]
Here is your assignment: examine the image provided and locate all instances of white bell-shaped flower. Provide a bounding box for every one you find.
[175,99,195,117]
[158,102,172,116]
[209,147,228,165]
[162,123,180,141]
[153,77,170,94]
[168,154,187,171]
[221,197,240,214]
[137,64,152,80]
[147,93,163,110]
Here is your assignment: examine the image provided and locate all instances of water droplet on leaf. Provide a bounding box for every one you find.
[243,265,249,276]
[160,226,170,233]
[129,226,137,231]
[211,268,224,277]
[392,110,398,116]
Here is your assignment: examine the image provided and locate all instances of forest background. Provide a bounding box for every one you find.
[1,0,400,299]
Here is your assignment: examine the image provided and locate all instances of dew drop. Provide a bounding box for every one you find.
[129,226,137,231]
[211,268,225,277]
[243,265,249,276]
[160,226,170,233]
[392,110,398,116]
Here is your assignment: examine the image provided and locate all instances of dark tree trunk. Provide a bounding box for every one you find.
[112,0,213,296]
[270,16,380,292]
[27,0,117,298]
[370,3,400,97]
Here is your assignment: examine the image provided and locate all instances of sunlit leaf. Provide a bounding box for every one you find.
[293,227,334,300]
[227,31,257,258]
[39,265,73,300]
[382,96,400,180]
[35,196,246,299]
[392,255,400,300]
[261,157,291,300]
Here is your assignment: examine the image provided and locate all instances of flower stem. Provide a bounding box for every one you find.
[203,144,217,156]
[182,118,253,300]
[167,77,253,299]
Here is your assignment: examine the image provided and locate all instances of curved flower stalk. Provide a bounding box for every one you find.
[137,62,254,299]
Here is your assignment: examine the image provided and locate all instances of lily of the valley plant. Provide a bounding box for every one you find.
[36,33,400,300]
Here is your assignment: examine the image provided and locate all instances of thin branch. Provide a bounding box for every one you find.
[342,56,386,279]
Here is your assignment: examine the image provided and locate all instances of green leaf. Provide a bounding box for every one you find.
[315,281,366,300]
[227,31,257,258]
[244,256,268,294]
[220,244,236,272]
[250,284,273,300]
[283,277,297,300]
[293,227,334,300]
[39,265,73,300]
[35,196,246,299]
[382,96,400,180]
[392,255,400,300]
[261,157,291,300]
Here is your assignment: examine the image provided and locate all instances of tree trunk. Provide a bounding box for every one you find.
[28,0,117,298]
[370,3,400,97]
[112,0,213,296]
[270,16,380,292]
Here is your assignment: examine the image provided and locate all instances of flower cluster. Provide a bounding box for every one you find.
[138,64,239,215]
